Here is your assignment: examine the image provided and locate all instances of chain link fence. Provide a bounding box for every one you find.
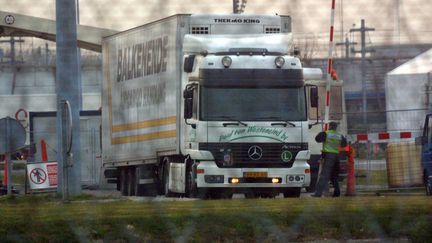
[346,109,426,193]
[0,112,103,192]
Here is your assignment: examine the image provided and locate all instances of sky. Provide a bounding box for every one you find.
[1,0,431,46]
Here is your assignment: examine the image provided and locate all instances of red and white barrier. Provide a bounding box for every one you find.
[348,131,421,143]
[323,0,337,131]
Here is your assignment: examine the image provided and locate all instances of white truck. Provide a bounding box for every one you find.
[102,14,321,198]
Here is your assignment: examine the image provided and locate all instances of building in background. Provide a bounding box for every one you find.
[385,48,432,133]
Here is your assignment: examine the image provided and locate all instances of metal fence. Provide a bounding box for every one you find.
[345,108,426,193]
[350,141,423,193]
[0,114,103,190]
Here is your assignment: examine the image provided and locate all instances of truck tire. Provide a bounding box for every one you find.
[283,188,301,198]
[119,167,128,196]
[127,167,136,196]
[186,165,198,198]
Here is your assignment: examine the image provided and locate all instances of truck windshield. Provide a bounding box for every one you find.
[200,87,306,121]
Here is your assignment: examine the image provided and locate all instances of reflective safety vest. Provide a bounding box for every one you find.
[323,130,342,154]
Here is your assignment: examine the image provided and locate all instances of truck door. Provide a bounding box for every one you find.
[421,114,432,195]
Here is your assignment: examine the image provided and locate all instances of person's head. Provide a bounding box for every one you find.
[329,122,338,130]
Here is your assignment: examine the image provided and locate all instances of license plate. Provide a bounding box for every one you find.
[243,172,268,178]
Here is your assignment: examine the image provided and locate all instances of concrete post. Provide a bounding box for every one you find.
[55,0,82,196]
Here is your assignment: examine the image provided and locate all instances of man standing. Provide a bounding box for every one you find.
[313,122,347,197]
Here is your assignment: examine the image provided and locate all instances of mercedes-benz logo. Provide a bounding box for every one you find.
[248,145,263,160]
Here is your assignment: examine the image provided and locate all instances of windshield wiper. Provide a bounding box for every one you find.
[257,116,296,127]
[213,116,248,127]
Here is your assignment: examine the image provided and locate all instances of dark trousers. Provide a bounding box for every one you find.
[314,153,340,197]
[331,159,340,197]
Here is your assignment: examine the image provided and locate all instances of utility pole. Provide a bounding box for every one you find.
[56,0,82,197]
[336,37,357,59]
[350,19,375,131]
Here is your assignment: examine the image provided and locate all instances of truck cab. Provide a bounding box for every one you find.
[180,30,319,198]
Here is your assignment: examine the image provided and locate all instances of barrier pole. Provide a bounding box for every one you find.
[324,0,337,131]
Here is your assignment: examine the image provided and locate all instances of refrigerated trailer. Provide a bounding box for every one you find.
[102,14,321,198]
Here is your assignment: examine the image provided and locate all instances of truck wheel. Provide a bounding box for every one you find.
[283,188,301,198]
[186,166,198,198]
[127,167,136,196]
[119,167,128,196]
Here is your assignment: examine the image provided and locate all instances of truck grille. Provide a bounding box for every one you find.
[199,143,308,168]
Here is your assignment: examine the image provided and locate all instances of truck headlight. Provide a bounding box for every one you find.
[275,56,285,68]
[222,56,232,68]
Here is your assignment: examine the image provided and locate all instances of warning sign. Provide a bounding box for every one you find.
[30,168,47,184]
[27,162,58,190]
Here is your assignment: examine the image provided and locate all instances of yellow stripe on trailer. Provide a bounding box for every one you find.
[111,130,176,145]
[111,116,177,133]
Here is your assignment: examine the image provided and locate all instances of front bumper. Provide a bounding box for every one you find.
[196,160,310,188]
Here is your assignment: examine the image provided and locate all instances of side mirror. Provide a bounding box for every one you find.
[310,86,318,108]
[183,86,194,120]
[415,136,427,145]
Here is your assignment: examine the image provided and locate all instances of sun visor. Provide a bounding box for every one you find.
[183,34,293,54]
[303,68,323,81]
